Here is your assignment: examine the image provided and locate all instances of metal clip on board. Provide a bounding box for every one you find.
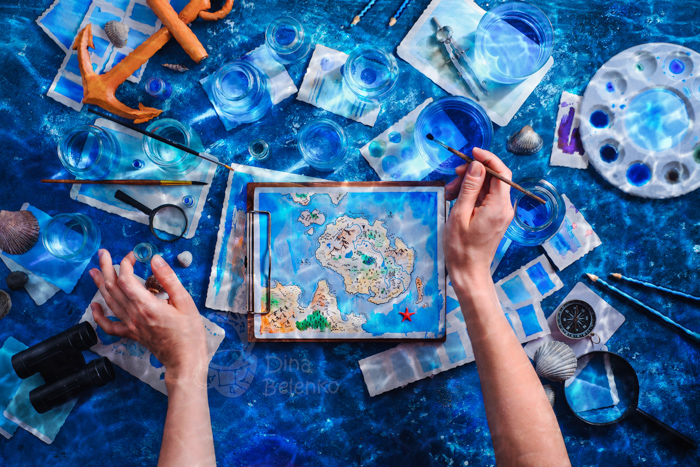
[246,210,272,315]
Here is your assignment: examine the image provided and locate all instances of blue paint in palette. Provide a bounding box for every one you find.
[526,262,556,295]
[606,82,615,92]
[590,110,609,128]
[390,350,416,383]
[415,346,442,373]
[669,59,685,74]
[444,332,467,363]
[501,276,532,304]
[600,144,618,162]
[516,304,542,336]
[627,162,652,186]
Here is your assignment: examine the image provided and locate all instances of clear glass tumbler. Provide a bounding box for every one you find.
[42,213,102,262]
[58,125,122,180]
[475,1,553,84]
[342,46,399,105]
[265,16,311,64]
[504,179,565,246]
[212,61,272,125]
[133,242,158,263]
[143,119,204,174]
[297,119,348,171]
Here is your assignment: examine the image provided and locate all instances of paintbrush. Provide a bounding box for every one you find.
[88,107,234,171]
[586,273,700,345]
[41,179,208,186]
[425,134,546,204]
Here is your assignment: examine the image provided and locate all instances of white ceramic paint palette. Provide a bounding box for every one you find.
[580,43,700,198]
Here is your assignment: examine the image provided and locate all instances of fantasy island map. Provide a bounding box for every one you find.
[250,184,446,340]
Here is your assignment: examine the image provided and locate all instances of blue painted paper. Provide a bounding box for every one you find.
[516,304,543,336]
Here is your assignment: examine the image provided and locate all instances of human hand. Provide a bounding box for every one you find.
[89,249,209,382]
[444,148,514,291]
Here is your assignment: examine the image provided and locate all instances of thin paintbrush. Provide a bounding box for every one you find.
[611,273,700,303]
[41,179,208,186]
[425,134,546,204]
[586,273,700,345]
[88,107,234,171]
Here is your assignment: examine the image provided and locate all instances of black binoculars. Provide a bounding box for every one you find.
[11,322,116,414]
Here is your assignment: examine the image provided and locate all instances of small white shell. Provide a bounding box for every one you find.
[507,125,543,155]
[177,251,193,268]
[543,384,555,407]
[104,21,129,48]
[534,341,577,382]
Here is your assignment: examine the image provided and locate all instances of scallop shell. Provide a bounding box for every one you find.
[104,21,129,48]
[145,275,165,295]
[534,341,577,382]
[507,125,543,155]
[0,290,11,320]
[542,384,555,407]
[177,251,192,268]
[162,63,189,73]
[0,210,40,255]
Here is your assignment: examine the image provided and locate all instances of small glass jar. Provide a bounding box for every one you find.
[212,61,272,125]
[58,125,122,180]
[42,213,101,262]
[133,242,158,263]
[265,16,311,64]
[248,139,270,160]
[414,96,493,174]
[143,119,204,174]
[342,46,399,105]
[297,119,348,171]
[504,179,565,246]
[144,77,172,100]
[475,1,553,84]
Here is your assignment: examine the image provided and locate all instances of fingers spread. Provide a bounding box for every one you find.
[151,255,195,311]
[92,303,131,339]
[90,268,132,324]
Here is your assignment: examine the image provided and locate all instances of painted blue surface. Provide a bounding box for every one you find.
[516,303,543,336]
[390,350,416,383]
[0,0,699,465]
[501,275,532,304]
[526,261,556,295]
[415,345,441,373]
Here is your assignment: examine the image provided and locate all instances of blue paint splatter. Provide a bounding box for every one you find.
[501,276,532,304]
[627,163,652,186]
[590,110,609,128]
[606,82,615,92]
[150,354,164,369]
[526,262,556,295]
[96,317,122,345]
[446,296,460,313]
[516,304,543,336]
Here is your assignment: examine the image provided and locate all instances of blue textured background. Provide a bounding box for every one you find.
[1,0,699,465]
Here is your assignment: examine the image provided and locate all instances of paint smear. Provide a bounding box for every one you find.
[516,304,543,336]
[526,262,557,295]
[548,217,582,257]
[501,276,532,304]
[415,345,442,373]
[557,107,585,155]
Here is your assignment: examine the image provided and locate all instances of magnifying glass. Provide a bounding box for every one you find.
[564,351,696,448]
[115,190,188,242]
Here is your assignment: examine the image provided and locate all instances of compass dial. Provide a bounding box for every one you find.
[556,300,597,339]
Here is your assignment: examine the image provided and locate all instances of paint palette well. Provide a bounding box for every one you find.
[580,43,700,198]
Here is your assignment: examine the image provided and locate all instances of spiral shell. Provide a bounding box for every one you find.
[542,384,555,407]
[145,275,165,295]
[104,21,129,48]
[534,341,577,382]
[162,63,189,73]
[507,125,543,155]
[0,290,11,320]
[177,251,192,268]
[0,210,40,255]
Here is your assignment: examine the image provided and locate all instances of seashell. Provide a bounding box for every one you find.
[507,125,543,155]
[0,290,11,319]
[542,384,555,407]
[145,275,165,295]
[162,63,189,73]
[0,210,40,255]
[177,251,192,268]
[6,271,29,291]
[104,21,129,48]
[534,341,577,382]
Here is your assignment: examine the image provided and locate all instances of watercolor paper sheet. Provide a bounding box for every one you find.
[37,0,92,53]
[0,256,61,307]
[80,267,225,395]
[201,44,298,131]
[551,92,588,169]
[297,45,382,127]
[0,338,28,439]
[251,185,446,340]
[206,164,325,313]
[360,98,435,181]
[69,118,217,239]
[396,0,553,127]
[565,353,620,413]
[541,195,602,270]
[524,282,625,359]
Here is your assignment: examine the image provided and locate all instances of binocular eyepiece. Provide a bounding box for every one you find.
[11,322,116,414]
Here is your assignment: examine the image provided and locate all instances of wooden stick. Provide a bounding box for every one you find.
[88,108,234,171]
[425,134,546,204]
[586,273,700,345]
[41,179,207,186]
[611,273,700,303]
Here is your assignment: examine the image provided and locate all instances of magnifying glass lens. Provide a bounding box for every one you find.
[151,205,188,241]
[564,352,638,425]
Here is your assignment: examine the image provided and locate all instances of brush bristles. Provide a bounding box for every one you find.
[426,133,434,141]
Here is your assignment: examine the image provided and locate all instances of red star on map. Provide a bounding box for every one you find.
[399,307,416,322]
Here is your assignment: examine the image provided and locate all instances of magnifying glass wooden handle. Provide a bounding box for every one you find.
[635,407,697,448]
